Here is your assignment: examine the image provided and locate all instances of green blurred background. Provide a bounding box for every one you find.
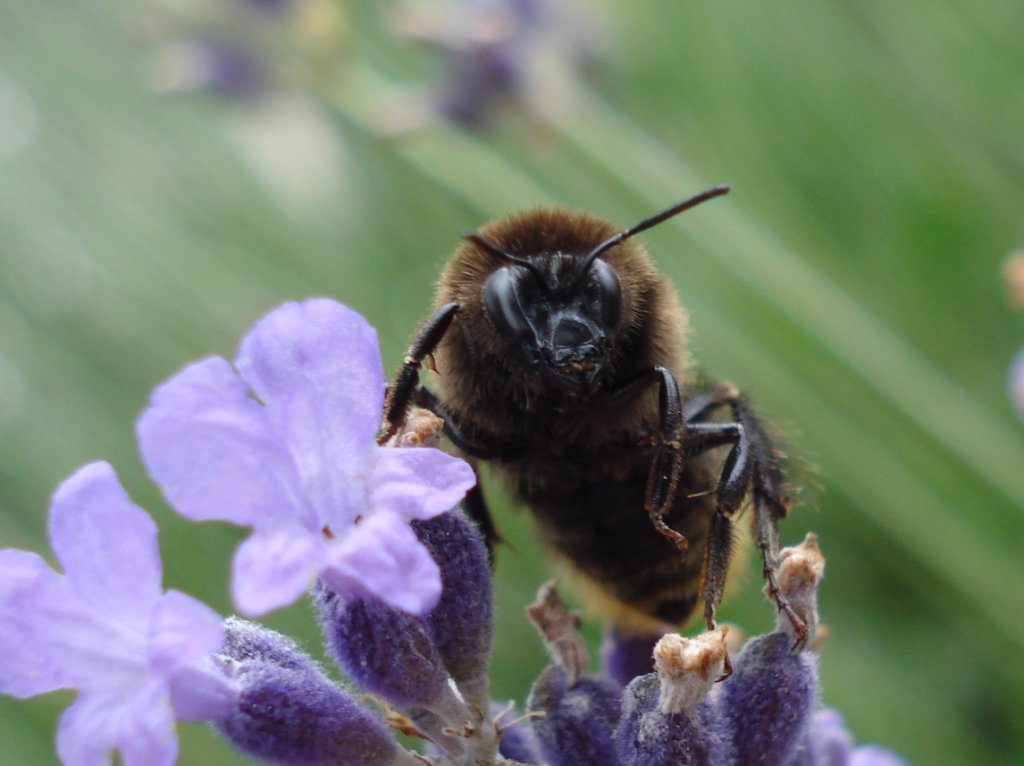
[1,1,1023,763]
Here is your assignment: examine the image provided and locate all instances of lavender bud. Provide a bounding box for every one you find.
[600,626,661,686]
[720,631,817,765]
[221,616,318,672]
[720,535,825,765]
[412,510,493,703]
[213,620,404,766]
[316,586,481,759]
[791,709,907,766]
[493,702,544,765]
[615,630,732,766]
[791,708,854,766]
[216,661,402,766]
[315,586,448,710]
[527,665,623,766]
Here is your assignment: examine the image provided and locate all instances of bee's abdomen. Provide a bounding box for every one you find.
[516,464,716,627]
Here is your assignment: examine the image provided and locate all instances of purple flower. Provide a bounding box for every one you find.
[528,666,623,766]
[793,709,908,766]
[391,0,603,128]
[600,626,661,686]
[1009,346,1024,420]
[0,462,235,766]
[137,298,476,618]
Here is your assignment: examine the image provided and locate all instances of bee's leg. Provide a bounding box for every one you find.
[639,368,692,554]
[381,302,459,444]
[683,390,807,644]
[595,366,692,552]
[727,398,807,647]
[679,420,748,633]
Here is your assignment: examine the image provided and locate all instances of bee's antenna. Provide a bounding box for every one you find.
[571,184,731,289]
[464,232,550,285]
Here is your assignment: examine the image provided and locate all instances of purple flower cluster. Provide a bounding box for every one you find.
[0,299,474,764]
[0,298,904,765]
[511,537,905,766]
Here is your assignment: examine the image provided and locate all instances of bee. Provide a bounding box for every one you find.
[382,186,804,640]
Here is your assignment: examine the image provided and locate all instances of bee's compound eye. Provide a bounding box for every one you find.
[590,259,622,330]
[483,266,533,347]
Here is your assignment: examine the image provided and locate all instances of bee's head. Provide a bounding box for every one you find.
[472,243,620,396]
[466,185,730,398]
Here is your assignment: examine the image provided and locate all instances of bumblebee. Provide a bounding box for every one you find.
[383,186,803,638]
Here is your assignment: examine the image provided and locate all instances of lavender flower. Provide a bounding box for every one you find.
[0,462,236,766]
[150,38,267,98]
[792,709,908,766]
[391,0,603,128]
[137,298,476,618]
[1009,346,1024,421]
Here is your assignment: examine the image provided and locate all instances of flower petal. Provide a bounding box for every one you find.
[1,551,147,696]
[149,590,225,674]
[370,447,476,520]
[57,683,178,766]
[56,695,114,766]
[235,298,384,450]
[231,529,323,616]
[168,657,239,723]
[48,462,161,620]
[322,512,442,616]
[234,299,384,523]
[138,356,306,529]
[0,549,70,697]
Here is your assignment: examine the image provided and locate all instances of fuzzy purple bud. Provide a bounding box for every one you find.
[527,665,623,766]
[790,709,854,766]
[221,616,318,673]
[791,709,908,766]
[601,626,661,686]
[719,631,817,765]
[499,721,543,764]
[615,629,732,766]
[315,587,449,709]
[412,510,493,695]
[315,584,487,760]
[616,673,727,766]
[720,535,825,765]
[216,661,400,766]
